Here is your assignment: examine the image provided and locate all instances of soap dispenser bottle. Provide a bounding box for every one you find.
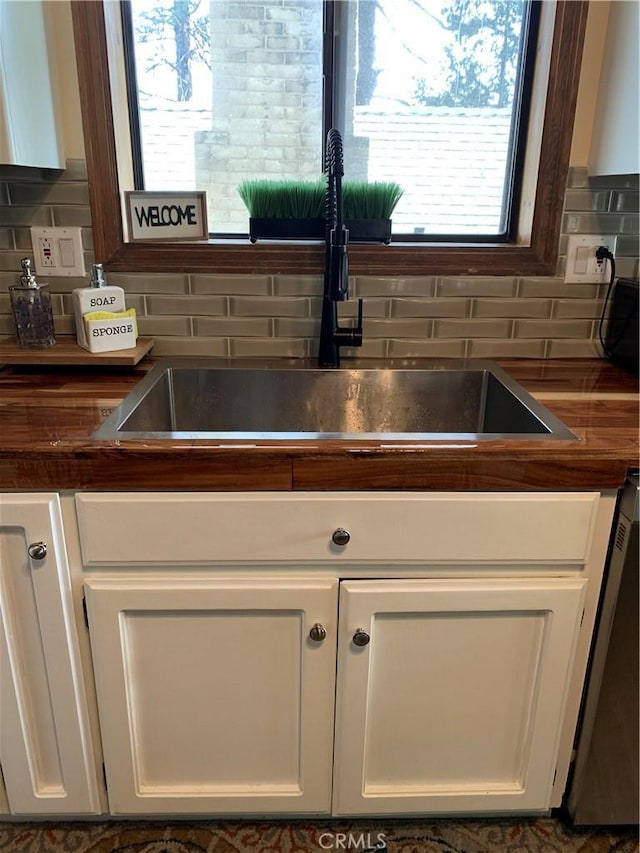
[72,263,126,349]
[9,258,56,349]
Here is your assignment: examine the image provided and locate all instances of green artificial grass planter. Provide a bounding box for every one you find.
[343,181,404,221]
[238,179,325,220]
[238,178,403,243]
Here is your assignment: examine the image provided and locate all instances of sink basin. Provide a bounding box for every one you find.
[93,359,576,442]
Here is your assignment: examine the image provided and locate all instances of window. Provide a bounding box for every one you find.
[71,0,588,275]
[123,0,538,240]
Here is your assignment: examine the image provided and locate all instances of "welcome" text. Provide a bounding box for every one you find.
[134,204,197,228]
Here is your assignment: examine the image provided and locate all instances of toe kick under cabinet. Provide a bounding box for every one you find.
[69,490,614,818]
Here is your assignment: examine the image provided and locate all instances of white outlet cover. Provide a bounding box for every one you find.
[30,226,86,277]
[564,234,618,284]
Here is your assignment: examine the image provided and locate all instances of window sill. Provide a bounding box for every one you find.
[102,238,559,277]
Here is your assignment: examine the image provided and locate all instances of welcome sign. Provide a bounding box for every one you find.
[125,191,208,242]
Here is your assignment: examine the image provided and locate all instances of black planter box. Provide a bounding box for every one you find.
[347,219,392,244]
[249,218,392,244]
[249,218,324,241]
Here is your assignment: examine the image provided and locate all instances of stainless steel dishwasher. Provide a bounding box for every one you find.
[566,471,639,826]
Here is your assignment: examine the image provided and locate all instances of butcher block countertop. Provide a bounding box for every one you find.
[0,358,637,491]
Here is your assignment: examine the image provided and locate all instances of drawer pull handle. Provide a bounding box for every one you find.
[332,528,351,546]
[27,542,47,561]
[352,628,370,647]
[309,623,327,642]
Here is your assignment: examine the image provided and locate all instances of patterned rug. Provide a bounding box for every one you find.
[0,817,638,853]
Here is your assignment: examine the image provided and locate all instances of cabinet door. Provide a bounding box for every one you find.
[589,0,639,175]
[0,1,65,168]
[85,578,337,815]
[333,578,586,815]
[0,494,101,815]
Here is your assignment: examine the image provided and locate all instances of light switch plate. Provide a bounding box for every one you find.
[564,234,617,283]
[30,227,86,277]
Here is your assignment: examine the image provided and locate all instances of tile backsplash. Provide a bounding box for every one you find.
[0,161,637,359]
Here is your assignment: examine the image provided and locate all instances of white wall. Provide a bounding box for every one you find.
[570,0,611,167]
[45,0,84,159]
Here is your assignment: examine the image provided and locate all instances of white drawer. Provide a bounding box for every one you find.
[75,492,599,566]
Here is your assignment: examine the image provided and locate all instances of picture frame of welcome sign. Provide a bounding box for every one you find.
[125,191,209,242]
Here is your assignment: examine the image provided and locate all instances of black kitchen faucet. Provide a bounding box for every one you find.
[317,129,363,367]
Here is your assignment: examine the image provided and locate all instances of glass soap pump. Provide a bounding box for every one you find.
[9,258,56,349]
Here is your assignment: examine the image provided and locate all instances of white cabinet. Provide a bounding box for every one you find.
[0,1,65,168]
[0,494,100,815]
[85,571,586,817]
[333,578,586,815]
[589,0,639,176]
[72,490,614,818]
[84,578,337,815]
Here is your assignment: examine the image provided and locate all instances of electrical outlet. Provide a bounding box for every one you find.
[30,227,86,277]
[38,237,55,267]
[564,235,617,284]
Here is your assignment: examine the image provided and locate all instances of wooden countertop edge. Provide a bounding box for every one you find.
[0,447,633,491]
[0,431,636,457]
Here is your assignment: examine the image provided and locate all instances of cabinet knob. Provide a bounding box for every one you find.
[332,528,351,546]
[309,623,327,642]
[352,628,370,647]
[27,541,47,561]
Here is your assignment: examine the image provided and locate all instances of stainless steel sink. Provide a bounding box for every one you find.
[93,358,576,441]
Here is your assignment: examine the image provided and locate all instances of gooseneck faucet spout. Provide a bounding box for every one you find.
[318,129,363,368]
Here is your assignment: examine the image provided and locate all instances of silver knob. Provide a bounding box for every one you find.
[27,542,47,560]
[332,528,351,546]
[352,628,370,647]
[309,623,327,642]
